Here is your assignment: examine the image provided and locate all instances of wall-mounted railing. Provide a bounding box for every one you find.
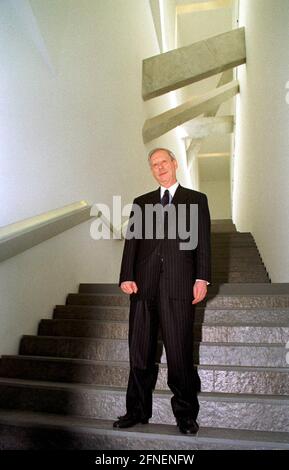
[0,201,96,262]
[0,199,130,263]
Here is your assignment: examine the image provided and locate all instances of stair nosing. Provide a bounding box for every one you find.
[3,355,289,372]
[21,335,289,348]
[0,377,289,403]
[40,319,289,328]
[0,410,288,447]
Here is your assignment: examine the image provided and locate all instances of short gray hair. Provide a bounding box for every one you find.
[148,147,176,165]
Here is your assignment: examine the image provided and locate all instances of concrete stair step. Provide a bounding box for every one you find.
[211,237,254,241]
[211,274,269,282]
[211,252,262,259]
[207,284,289,294]
[211,232,252,238]
[54,305,130,321]
[0,409,288,449]
[211,219,235,224]
[212,266,267,273]
[66,293,289,308]
[211,242,257,248]
[211,241,254,251]
[211,250,258,256]
[211,246,260,252]
[212,260,265,268]
[37,319,289,343]
[20,336,288,367]
[212,256,263,263]
[1,356,289,395]
[211,226,237,232]
[0,378,288,433]
[79,283,288,296]
[53,305,289,324]
[212,252,259,258]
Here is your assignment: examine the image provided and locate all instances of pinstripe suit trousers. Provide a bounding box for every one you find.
[125,261,200,421]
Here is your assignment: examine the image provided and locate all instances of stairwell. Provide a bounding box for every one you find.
[0,221,289,449]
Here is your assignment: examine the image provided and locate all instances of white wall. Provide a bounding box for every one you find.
[200,180,231,220]
[233,0,289,281]
[0,0,181,354]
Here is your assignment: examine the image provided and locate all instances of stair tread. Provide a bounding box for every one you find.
[55,304,289,311]
[3,355,289,371]
[69,283,289,295]
[0,409,288,447]
[21,335,289,347]
[0,377,289,402]
[40,319,289,327]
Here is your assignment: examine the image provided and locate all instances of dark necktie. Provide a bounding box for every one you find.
[161,189,170,207]
[161,189,170,238]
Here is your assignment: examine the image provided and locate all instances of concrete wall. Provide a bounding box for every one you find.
[233,0,289,281]
[0,0,181,354]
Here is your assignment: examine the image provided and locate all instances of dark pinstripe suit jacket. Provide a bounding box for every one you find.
[119,184,211,300]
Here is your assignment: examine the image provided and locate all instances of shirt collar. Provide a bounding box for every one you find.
[160,181,179,199]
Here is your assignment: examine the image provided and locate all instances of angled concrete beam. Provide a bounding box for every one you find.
[185,71,233,187]
[143,80,239,143]
[183,115,234,139]
[206,69,233,116]
[142,27,245,100]
[184,70,233,153]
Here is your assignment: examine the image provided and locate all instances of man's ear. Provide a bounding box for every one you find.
[174,159,178,170]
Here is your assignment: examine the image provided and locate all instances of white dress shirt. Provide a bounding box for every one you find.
[160,181,179,203]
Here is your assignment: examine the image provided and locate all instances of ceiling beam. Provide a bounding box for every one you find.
[142,27,245,101]
[183,115,234,139]
[143,80,239,143]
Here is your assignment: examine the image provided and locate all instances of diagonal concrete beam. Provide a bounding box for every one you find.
[142,27,245,100]
[183,115,234,139]
[187,69,233,154]
[142,80,239,143]
[206,69,233,116]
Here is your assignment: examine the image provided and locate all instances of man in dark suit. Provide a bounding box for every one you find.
[113,148,211,434]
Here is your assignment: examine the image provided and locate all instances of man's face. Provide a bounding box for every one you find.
[150,150,178,187]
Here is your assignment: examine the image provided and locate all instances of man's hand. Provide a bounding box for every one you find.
[192,280,207,305]
[120,281,138,295]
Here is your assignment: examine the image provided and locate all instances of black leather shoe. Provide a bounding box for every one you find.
[113,414,149,429]
[177,417,199,435]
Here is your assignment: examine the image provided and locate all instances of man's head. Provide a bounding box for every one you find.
[148,148,178,188]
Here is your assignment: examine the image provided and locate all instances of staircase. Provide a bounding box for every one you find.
[0,221,289,450]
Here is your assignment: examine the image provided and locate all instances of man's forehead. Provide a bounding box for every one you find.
[150,150,171,161]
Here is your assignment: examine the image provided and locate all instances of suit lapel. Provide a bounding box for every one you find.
[171,184,188,206]
[149,187,161,205]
